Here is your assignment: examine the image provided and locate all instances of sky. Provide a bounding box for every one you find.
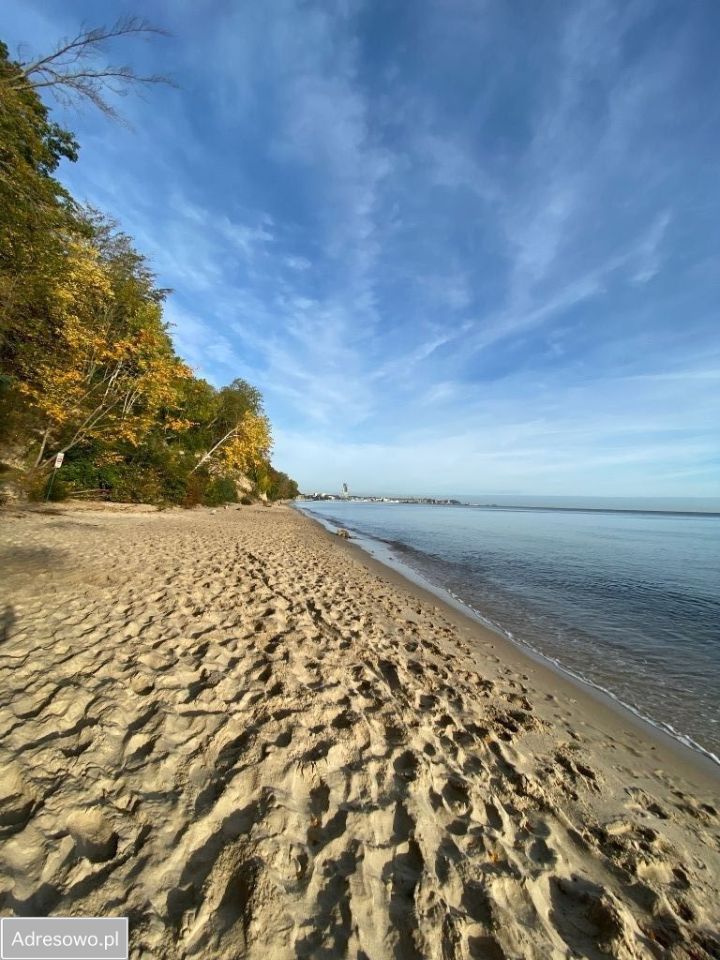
[4,0,720,497]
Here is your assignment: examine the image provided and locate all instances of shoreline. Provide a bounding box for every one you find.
[295,505,720,788]
[296,504,720,775]
[1,502,719,958]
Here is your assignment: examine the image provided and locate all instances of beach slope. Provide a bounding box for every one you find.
[0,504,718,959]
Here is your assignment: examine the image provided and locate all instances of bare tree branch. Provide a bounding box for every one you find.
[8,16,175,120]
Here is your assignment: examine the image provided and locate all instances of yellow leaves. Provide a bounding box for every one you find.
[96,450,123,466]
[166,417,192,432]
[51,239,114,331]
[18,227,192,453]
[216,412,273,476]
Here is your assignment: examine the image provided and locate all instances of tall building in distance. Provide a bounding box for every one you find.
[341,483,349,498]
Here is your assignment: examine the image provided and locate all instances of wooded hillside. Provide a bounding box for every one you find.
[0,39,297,505]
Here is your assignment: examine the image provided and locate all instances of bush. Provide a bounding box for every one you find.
[108,466,164,504]
[204,476,238,506]
[240,495,253,505]
[55,457,100,491]
[181,476,205,508]
[27,472,68,502]
[60,458,164,504]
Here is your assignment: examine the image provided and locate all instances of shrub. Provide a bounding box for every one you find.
[181,476,205,508]
[108,466,164,504]
[27,472,68,502]
[204,476,238,506]
[240,495,253,505]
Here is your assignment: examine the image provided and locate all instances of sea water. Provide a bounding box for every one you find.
[297,499,720,762]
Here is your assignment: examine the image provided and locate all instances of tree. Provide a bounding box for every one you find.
[0,41,79,358]
[266,468,299,500]
[13,227,190,470]
[190,380,272,475]
[3,18,174,120]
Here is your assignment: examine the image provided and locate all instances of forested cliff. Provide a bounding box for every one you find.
[0,39,297,505]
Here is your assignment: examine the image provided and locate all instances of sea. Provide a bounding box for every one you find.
[296,496,720,764]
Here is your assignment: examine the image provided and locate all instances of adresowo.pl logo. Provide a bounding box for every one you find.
[1,918,128,960]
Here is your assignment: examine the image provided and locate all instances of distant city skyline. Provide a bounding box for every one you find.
[4,1,720,496]
[301,490,720,512]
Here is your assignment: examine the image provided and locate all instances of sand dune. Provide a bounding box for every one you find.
[0,503,718,959]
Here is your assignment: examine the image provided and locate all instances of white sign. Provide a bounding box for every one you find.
[54,452,65,469]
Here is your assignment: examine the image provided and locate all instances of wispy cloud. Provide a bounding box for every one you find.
[631,211,672,284]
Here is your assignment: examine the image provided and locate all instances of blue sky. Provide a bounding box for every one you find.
[4,1,720,496]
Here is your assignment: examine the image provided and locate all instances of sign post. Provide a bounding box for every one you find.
[45,451,64,502]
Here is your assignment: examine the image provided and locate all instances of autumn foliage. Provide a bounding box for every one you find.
[0,40,297,505]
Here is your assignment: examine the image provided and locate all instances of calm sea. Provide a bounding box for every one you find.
[297,498,720,762]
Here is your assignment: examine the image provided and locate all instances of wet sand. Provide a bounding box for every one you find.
[0,502,718,959]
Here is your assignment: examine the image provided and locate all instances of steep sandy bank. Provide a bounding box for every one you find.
[0,503,718,959]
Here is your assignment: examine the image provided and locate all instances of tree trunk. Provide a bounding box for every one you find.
[191,426,238,474]
[34,426,50,468]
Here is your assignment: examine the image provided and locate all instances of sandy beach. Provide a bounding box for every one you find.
[0,502,718,959]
